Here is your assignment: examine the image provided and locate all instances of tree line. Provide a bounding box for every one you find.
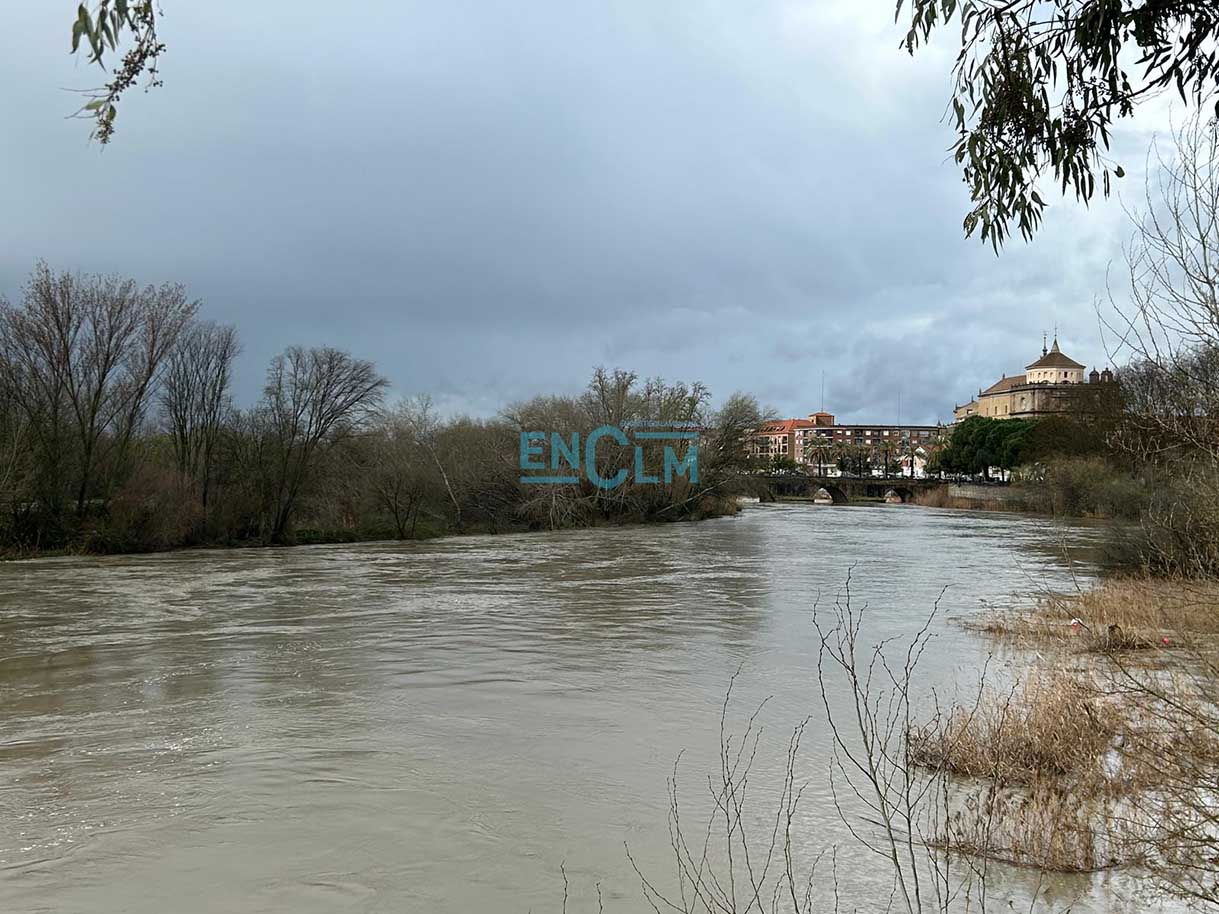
[0,263,766,555]
[932,408,1121,480]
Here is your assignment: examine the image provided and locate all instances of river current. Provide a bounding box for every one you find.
[0,504,1141,913]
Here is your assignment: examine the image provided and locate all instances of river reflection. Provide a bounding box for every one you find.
[0,505,1153,912]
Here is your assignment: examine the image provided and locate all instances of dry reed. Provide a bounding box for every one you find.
[971,576,1219,653]
[908,670,1119,786]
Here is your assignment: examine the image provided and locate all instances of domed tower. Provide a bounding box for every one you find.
[1024,334,1085,384]
[1089,367,1101,384]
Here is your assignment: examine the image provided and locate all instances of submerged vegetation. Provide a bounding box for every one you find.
[907,670,1118,786]
[937,575,1219,899]
[975,577,1219,651]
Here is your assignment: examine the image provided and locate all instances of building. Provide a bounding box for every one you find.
[749,418,803,461]
[953,335,1116,422]
[750,411,944,476]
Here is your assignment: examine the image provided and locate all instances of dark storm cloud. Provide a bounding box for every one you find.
[0,1,1164,423]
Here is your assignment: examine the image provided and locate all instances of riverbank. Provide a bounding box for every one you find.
[0,494,748,561]
[910,482,1031,512]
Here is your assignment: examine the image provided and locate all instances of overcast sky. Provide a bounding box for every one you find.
[1,1,1170,424]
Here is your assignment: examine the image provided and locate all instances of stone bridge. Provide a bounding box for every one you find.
[760,473,948,505]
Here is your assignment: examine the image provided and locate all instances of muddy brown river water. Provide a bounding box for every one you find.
[0,504,1158,912]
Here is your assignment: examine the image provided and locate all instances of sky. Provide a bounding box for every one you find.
[0,1,1173,424]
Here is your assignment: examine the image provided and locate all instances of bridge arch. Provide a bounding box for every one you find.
[759,473,945,505]
[814,485,849,505]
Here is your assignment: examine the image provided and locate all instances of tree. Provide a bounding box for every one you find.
[0,263,196,518]
[836,442,872,477]
[898,436,924,479]
[900,1,1219,248]
[770,454,799,473]
[399,394,466,532]
[161,321,239,511]
[1104,111,1219,573]
[364,403,429,539]
[701,392,769,482]
[261,346,387,543]
[1109,113,1219,424]
[938,416,1034,477]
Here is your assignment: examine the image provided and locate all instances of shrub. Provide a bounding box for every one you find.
[90,464,204,553]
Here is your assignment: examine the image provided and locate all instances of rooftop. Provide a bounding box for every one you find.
[981,374,1027,396]
[1025,336,1085,370]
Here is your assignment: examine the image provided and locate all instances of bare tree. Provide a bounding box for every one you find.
[366,402,430,539]
[218,405,277,541]
[1104,112,1219,575]
[812,575,969,914]
[161,321,239,511]
[0,263,196,518]
[262,346,387,543]
[400,394,465,531]
[1112,114,1219,381]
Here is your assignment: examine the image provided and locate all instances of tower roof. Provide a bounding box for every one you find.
[1025,335,1084,370]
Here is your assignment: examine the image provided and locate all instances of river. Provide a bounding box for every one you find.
[0,504,1148,913]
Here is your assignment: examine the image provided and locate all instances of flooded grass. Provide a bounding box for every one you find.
[921,575,1219,880]
[968,576,1219,654]
[937,779,1137,874]
[908,671,1119,786]
[908,669,1157,873]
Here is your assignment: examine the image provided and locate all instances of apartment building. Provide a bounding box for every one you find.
[750,411,944,469]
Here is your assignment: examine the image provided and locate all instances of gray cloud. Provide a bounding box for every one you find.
[0,1,1167,425]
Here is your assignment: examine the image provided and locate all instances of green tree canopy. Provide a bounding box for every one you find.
[937,416,1035,476]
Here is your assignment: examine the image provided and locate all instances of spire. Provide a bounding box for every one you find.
[1051,332,1060,354]
[1042,331,1048,357]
